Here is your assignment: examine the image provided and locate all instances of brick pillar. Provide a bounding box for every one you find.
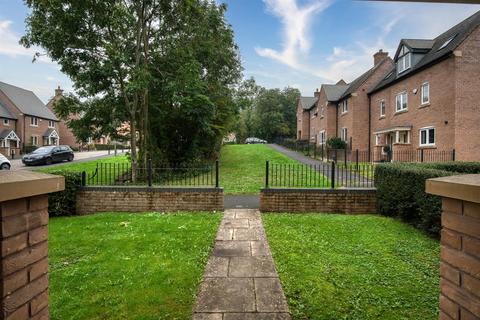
[426,174,480,320]
[1,171,64,320]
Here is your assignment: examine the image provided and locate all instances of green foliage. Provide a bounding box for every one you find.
[415,161,480,173]
[49,212,221,319]
[22,0,242,167]
[263,213,440,320]
[327,137,347,149]
[46,170,82,216]
[375,163,470,236]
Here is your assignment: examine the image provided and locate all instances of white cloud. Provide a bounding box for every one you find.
[255,0,331,69]
[46,76,56,81]
[0,19,52,63]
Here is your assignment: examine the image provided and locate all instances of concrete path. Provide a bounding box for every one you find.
[269,144,373,187]
[224,195,260,209]
[193,209,290,320]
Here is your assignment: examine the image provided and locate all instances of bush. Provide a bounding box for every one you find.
[46,170,82,216]
[327,137,346,149]
[416,162,480,174]
[375,163,455,236]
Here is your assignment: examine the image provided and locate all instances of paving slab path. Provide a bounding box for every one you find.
[193,209,290,320]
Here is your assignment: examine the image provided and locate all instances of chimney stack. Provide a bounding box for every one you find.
[374,49,389,66]
[54,86,63,97]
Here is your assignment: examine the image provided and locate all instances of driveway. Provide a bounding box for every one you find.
[9,149,128,171]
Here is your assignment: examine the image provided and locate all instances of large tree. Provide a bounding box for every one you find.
[22,0,241,175]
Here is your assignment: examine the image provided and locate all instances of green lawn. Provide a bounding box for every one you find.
[38,155,129,174]
[219,144,329,194]
[49,212,221,320]
[263,214,440,320]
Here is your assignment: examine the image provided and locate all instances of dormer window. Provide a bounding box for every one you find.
[397,46,411,74]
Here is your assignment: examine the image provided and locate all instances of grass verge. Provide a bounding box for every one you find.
[219,144,328,194]
[263,213,440,320]
[49,212,221,319]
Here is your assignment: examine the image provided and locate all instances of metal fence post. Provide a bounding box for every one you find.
[321,144,324,161]
[265,160,269,189]
[81,171,86,186]
[215,160,219,188]
[356,149,359,171]
[452,149,456,161]
[147,158,152,187]
[331,161,335,189]
[421,149,424,163]
[313,144,316,159]
[344,148,347,167]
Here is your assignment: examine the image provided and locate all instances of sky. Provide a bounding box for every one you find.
[0,0,478,103]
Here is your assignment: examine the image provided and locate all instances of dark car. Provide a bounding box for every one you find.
[22,145,74,166]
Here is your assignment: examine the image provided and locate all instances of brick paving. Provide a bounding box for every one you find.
[193,209,290,320]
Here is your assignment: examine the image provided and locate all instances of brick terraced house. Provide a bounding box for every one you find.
[296,10,480,162]
[0,82,60,157]
[369,10,480,162]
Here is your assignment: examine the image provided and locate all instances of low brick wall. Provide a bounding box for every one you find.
[260,188,377,213]
[76,186,224,214]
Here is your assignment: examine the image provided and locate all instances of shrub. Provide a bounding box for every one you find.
[416,162,480,174]
[46,170,82,216]
[375,163,456,236]
[327,137,346,149]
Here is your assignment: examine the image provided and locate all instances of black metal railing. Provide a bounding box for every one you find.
[265,160,375,189]
[275,138,455,164]
[81,160,219,187]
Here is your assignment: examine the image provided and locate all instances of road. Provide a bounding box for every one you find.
[9,150,128,171]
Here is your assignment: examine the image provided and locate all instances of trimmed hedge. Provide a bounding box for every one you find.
[46,170,82,216]
[374,162,480,236]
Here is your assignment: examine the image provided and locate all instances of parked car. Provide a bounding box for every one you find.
[245,137,267,144]
[22,145,74,166]
[0,153,11,170]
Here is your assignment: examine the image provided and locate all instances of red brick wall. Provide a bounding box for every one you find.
[76,187,224,215]
[260,188,376,214]
[439,197,480,320]
[1,195,49,320]
[370,58,456,154]
[454,26,480,162]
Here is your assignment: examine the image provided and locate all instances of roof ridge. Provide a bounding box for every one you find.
[0,81,35,95]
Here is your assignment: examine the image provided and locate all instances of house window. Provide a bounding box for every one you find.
[397,46,411,74]
[319,130,326,145]
[310,127,315,140]
[419,127,435,147]
[3,119,9,126]
[380,100,385,117]
[48,120,55,128]
[397,131,410,144]
[421,82,430,105]
[341,128,347,142]
[30,117,38,127]
[320,107,324,117]
[341,100,348,114]
[31,136,39,146]
[395,92,408,112]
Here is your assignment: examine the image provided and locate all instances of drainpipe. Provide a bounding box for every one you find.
[368,95,372,162]
[335,103,338,138]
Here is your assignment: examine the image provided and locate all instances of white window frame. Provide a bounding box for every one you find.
[421,82,430,105]
[380,100,385,117]
[3,119,9,126]
[48,120,55,128]
[30,117,38,127]
[341,100,348,114]
[419,126,435,147]
[319,130,326,145]
[395,91,408,112]
[375,134,381,146]
[31,135,39,146]
[397,46,411,74]
[341,127,347,142]
[320,107,324,118]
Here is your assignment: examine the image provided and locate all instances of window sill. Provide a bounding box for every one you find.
[379,116,386,120]
[340,112,348,116]
[419,103,430,109]
[394,109,408,115]
[30,125,38,127]
[418,145,436,149]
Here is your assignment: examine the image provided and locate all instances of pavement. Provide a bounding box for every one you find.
[8,149,128,171]
[225,195,260,209]
[193,209,290,319]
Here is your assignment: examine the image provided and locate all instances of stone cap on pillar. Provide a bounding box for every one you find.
[426,174,480,204]
[0,171,65,202]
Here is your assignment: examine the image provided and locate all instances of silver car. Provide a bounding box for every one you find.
[0,153,11,170]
